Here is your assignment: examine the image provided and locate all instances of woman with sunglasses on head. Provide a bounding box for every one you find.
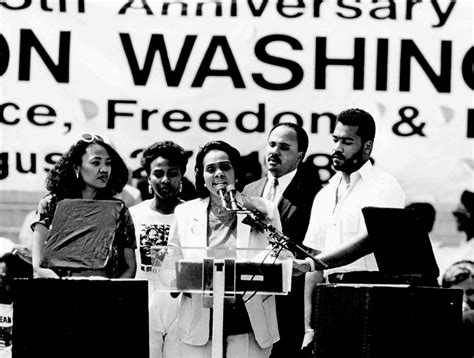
[129,141,189,358]
[31,133,137,279]
[168,140,285,358]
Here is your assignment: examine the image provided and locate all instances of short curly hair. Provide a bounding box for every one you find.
[194,141,241,198]
[140,141,188,176]
[336,108,376,143]
[268,122,309,158]
[46,138,129,199]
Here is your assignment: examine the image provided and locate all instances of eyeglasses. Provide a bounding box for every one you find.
[78,133,104,143]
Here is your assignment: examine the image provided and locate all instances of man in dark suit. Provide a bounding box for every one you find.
[243,122,322,358]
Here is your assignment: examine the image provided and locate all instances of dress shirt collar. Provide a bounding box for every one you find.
[329,160,374,186]
[267,168,297,194]
[357,160,374,181]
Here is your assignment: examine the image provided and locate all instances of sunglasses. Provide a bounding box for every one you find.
[78,133,104,143]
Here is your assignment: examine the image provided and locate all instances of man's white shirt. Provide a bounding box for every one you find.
[303,161,406,276]
[263,168,297,203]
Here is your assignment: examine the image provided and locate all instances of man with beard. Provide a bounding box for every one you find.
[300,108,405,349]
[243,122,322,358]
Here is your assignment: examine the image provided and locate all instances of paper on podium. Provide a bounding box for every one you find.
[41,199,123,271]
[149,246,292,295]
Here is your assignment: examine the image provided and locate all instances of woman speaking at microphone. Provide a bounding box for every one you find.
[168,140,283,358]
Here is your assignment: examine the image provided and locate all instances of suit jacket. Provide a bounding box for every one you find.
[168,194,281,348]
[243,165,321,256]
[243,165,322,356]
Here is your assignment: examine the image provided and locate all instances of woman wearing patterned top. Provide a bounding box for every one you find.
[130,141,190,358]
[31,133,136,279]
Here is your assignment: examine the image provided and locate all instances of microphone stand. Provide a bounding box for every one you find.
[233,201,328,271]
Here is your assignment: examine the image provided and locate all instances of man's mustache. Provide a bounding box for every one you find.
[267,154,281,163]
[332,153,345,160]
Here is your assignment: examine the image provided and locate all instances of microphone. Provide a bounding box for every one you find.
[226,184,239,211]
[215,184,228,209]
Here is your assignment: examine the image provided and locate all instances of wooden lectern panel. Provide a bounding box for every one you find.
[12,279,149,358]
[311,284,463,358]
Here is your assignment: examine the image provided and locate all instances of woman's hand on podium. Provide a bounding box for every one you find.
[33,266,59,279]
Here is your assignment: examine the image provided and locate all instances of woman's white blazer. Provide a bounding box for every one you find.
[168,194,282,348]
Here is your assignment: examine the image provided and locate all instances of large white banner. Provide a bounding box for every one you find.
[1,0,473,204]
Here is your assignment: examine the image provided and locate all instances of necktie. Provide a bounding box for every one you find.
[266,178,279,202]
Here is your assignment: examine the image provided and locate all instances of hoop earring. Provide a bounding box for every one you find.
[179,181,183,193]
[75,171,79,179]
[148,184,153,195]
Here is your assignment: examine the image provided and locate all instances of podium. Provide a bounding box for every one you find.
[151,245,292,358]
[12,278,149,358]
[310,284,464,358]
